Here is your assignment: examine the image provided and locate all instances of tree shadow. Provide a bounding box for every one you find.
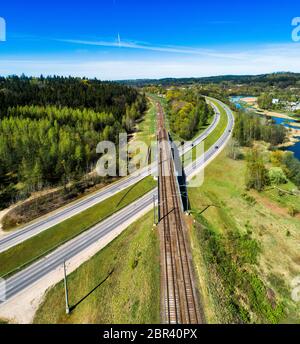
[69,268,114,313]
[116,176,146,208]
[198,204,220,215]
[159,207,176,222]
[169,136,189,212]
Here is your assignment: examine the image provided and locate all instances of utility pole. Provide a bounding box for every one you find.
[185,190,189,214]
[63,260,70,315]
[153,194,156,226]
[158,174,161,222]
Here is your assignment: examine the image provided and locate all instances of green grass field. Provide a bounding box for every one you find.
[203,99,228,152]
[188,98,228,161]
[134,97,156,147]
[0,176,156,278]
[34,211,160,324]
[188,148,300,323]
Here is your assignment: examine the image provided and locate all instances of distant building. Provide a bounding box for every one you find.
[272,99,279,104]
[291,102,300,111]
[284,101,300,112]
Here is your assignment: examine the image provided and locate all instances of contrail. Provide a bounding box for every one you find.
[58,38,253,60]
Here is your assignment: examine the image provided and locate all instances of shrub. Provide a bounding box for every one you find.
[246,149,269,191]
[268,167,288,185]
[288,206,298,217]
[242,193,257,205]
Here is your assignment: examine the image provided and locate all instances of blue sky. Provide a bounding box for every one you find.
[0,0,300,79]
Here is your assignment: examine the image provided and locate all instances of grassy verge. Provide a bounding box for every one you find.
[34,211,160,324]
[147,93,171,132]
[147,93,168,110]
[188,98,228,161]
[0,176,156,278]
[188,148,300,323]
[203,99,228,151]
[261,181,300,212]
[134,97,156,147]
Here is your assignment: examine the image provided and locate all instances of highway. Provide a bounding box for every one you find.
[186,98,234,179]
[1,98,234,302]
[0,100,220,253]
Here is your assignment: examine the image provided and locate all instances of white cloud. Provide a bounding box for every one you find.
[1,43,300,79]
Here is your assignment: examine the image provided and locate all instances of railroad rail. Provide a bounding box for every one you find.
[157,103,201,324]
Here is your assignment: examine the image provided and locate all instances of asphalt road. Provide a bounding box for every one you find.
[0,100,220,253]
[1,98,234,302]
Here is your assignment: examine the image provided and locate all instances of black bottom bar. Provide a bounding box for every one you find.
[0,325,299,343]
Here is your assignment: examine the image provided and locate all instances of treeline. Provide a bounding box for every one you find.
[282,152,300,188]
[232,111,291,192]
[234,111,287,147]
[0,75,146,118]
[231,111,300,191]
[0,76,147,209]
[244,148,300,192]
[257,93,273,109]
[166,88,213,140]
[121,72,300,88]
[139,74,300,113]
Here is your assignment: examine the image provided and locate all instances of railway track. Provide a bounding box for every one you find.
[157,103,201,324]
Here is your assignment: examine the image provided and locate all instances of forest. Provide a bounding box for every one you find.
[121,72,300,88]
[0,76,147,209]
[137,73,300,116]
[165,88,213,140]
[231,110,300,190]
[233,110,287,147]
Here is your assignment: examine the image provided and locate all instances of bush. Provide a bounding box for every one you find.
[242,193,257,205]
[288,206,298,217]
[282,152,300,188]
[246,149,270,191]
[268,167,288,185]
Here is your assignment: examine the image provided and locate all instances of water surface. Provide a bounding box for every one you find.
[230,96,300,160]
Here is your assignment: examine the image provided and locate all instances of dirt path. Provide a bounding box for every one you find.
[254,192,300,220]
[253,105,296,121]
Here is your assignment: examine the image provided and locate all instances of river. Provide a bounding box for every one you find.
[230,96,300,160]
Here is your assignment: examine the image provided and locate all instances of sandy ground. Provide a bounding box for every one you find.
[260,109,295,120]
[253,105,296,121]
[0,198,153,324]
[290,121,300,128]
[240,97,257,104]
[289,128,300,136]
[0,209,10,234]
[276,128,300,148]
[0,207,17,237]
